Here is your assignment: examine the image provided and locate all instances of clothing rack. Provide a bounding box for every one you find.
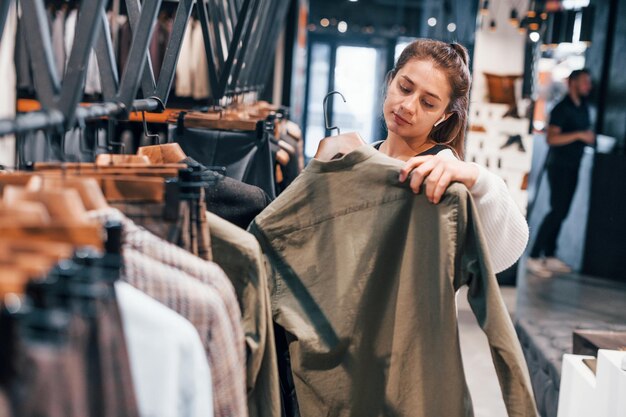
[1,0,290,139]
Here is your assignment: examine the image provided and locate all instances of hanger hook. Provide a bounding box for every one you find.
[142,111,160,145]
[323,91,347,136]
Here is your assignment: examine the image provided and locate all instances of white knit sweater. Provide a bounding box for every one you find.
[440,148,529,273]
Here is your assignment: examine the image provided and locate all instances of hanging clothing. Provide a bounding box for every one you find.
[116,282,213,417]
[172,127,278,199]
[175,19,194,97]
[149,16,171,81]
[249,145,538,417]
[0,263,140,417]
[51,7,66,77]
[123,249,246,417]
[110,187,213,262]
[181,156,273,229]
[1,308,90,417]
[206,211,281,417]
[191,20,210,100]
[0,2,16,167]
[118,19,132,75]
[63,9,100,95]
[87,208,248,417]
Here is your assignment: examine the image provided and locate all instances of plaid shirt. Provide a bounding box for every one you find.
[88,209,247,417]
[89,208,244,364]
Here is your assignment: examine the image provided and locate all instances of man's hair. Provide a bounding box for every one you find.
[569,69,590,82]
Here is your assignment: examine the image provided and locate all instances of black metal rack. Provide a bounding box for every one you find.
[0,0,291,138]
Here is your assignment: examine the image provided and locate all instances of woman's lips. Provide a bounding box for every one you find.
[393,112,411,126]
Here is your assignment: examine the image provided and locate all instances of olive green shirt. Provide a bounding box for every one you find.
[206,212,281,417]
[250,145,538,417]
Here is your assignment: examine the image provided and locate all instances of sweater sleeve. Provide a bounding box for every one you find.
[468,163,529,273]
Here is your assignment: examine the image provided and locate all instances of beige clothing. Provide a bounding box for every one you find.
[206,212,280,417]
[250,145,538,417]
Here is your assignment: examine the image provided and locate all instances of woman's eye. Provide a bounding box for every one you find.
[423,101,434,108]
[399,83,410,93]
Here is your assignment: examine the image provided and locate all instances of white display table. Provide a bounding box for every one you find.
[557,350,626,417]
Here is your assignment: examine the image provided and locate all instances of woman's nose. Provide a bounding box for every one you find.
[400,97,418,115]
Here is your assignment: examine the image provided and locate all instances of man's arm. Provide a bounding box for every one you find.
[546,125,594,146]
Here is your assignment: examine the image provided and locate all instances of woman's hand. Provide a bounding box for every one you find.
[399,155,480,204]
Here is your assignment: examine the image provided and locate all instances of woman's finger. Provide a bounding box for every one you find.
[399,156,433,182]
[409,157,438,193]
[425,163,445,201]
[432,171,453,204]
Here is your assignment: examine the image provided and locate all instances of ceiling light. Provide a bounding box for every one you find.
[349,0,358,2]
[338,21,348,33]
[320,18,330,27]
[447,23,457,32]
[428,17,437,27]
[529,31,540,42]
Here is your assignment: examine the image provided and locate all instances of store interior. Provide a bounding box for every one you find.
[0,0,625,417]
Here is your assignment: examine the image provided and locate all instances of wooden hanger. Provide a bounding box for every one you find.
[0,267,29,296]
[28,176,109,211]
[137,142,187,164]
[0,190,103,249]
[0,200,51,224]
[3,185,88,225]
[314,132,367,161]
[0,239,75,295]
[95,154,151,165]
[168,110,258,131]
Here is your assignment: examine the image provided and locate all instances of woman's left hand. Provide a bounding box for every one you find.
[399,155,480,204]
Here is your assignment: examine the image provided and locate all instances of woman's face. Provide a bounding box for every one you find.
[383,59,452,141]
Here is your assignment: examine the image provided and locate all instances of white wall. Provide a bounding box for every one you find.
[0,3,16,167]
[470,0,529,105]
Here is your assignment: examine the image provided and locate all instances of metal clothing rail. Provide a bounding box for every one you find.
[0,0,291,139]
[0,0,163,137]
[0,99,160,136]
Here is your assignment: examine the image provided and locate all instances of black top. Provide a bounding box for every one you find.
[373,141,452,157]
[548,94,591,166]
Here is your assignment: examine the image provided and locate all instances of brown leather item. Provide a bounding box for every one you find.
[483,72,521,105]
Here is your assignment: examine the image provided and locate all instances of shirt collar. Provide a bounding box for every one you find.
[305,145,379,173]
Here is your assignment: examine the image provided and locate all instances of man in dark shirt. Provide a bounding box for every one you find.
[528,69,594,277]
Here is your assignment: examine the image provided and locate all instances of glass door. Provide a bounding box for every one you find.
[332,46,382,144]
[303,39,387,158]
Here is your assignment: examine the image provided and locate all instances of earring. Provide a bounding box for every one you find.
[434,115,446,127]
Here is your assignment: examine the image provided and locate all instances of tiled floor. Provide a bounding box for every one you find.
[457,286,517,417]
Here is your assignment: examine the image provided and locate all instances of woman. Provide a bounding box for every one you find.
[376,39,528,273]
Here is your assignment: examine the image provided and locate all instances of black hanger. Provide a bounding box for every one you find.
[323,91,347,136]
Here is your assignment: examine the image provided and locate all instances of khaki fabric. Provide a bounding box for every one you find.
[206,212,281,417]
[249,145,538,417]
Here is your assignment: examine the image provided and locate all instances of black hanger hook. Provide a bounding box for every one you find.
[323,91,347,136]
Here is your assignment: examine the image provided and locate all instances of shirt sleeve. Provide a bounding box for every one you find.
[438,149,529,273]
[468,163,529,273]
[548,103,566,128]
[454,189,539,417]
